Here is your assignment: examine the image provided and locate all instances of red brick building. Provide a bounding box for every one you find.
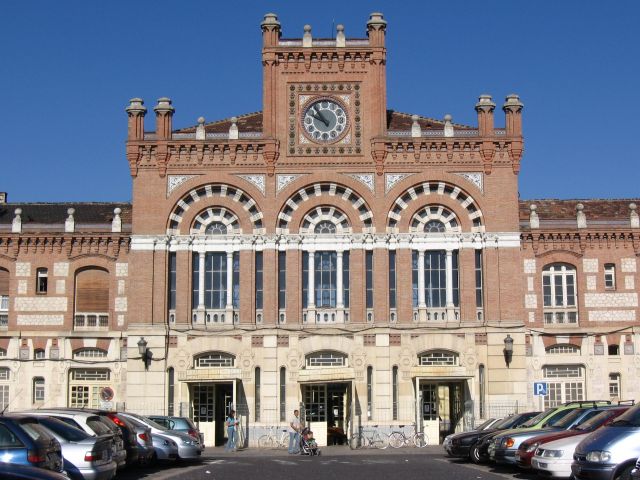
[0,13,638,447]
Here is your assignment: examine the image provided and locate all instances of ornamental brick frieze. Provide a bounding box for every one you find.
[0,234,130,259]
[521,231,640,256]
[275,50,375,73]
[126,139,279,178]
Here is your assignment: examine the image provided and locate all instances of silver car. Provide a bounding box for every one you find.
[23,410,127,470]
[123,415,178,461]
[31,416,116,480]
[120,413,202,460]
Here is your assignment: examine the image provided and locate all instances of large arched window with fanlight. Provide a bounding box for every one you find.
[74,267,110,330]
[194,351,235,368]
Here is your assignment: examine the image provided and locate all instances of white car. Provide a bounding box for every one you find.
[531,433,589,478]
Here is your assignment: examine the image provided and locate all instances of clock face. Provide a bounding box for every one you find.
[302,98,348,143]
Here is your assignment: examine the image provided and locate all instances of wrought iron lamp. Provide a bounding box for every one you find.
[137,336,152,370]
[503,334,514,367]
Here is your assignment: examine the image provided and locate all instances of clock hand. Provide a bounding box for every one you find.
[315,108,330,127]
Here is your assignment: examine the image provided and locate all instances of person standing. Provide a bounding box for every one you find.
[225,410,238,452]
[288,409,301,454]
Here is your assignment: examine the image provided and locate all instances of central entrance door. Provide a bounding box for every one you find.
[419,381,465,444]
[302,382,351,446]
[191,382,233,447]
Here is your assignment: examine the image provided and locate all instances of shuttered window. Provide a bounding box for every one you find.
[75,268,109,313]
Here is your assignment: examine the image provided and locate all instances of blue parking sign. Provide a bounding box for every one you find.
[534,382,548,396]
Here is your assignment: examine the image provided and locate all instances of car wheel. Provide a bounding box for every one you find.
[615,465,634,480]
[470,444,482,464]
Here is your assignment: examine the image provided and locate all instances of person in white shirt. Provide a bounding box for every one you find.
[288,409,301,454]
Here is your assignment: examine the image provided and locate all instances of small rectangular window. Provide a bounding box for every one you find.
[609,373,620,398]
[36,268,48,294]
[604,263,616,290]
[278,251,286,310]
[33,377,45,403]
[475,250,483,308]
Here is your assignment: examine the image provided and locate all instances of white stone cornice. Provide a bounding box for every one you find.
[131,232,521,251]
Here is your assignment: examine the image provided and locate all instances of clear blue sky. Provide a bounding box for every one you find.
[1,1,638,202]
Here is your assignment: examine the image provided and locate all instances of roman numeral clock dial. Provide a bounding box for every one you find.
[302,98,348,143]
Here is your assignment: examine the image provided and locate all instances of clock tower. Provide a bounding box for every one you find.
[261,12,388,167]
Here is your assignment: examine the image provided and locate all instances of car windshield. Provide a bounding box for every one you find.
[491,415,517,429]
[39,417,90,442]
[576,410,620,431]
[130,414,167,431]
[86,417,113,436]
[521,408,556,428]
[19,420,54,442]
[476,418,497,430]
[552,408,587,428]
[610,405,640,427]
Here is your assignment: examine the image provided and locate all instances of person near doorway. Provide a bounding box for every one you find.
[225,410,239,452]
[288,409,301,454]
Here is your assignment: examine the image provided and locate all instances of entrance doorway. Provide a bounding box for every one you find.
[419,381,465,443]
[191,382,233,447]
[301,382,351,446]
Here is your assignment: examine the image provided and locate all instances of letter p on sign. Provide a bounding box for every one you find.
[534,382,548,396]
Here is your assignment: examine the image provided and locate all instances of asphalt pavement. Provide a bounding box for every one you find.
[116,446,537,480]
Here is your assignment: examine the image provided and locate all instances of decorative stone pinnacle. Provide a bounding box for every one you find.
[112,207,122,233]
[303,24,312,47]
[630,202,639,228]
[196,117,206,141]
[503,93,524,111]
[125,98,146,115]
[261,12,280,28]
[153,97,174,113]
[444,114,454,138]
[12,208,22,233]
[411,114,421,138]
[529,204,539,229]
[229,116,239,140]
[65,208,75,233]
[336,24,346,47]
[576,203,587,229]
[367,12,387,28]
[475,94,496,112]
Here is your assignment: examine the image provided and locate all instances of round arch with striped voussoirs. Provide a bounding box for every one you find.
[190,207,241,235]
[300,206,352,234]
[410,205,461,233]
[167,183,263,235]
[277,182,373,233]
[387,181,483,232]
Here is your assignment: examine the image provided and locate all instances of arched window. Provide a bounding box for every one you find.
[315,220,337,234]
[0,367,10,380]
[418,350,459,366]
[424,220,446,232]
[0,348,6,358]
[167,367,175,416]
[34,348,45,360]
[305,351,348,368]
[32,377,45,403]
[279,367,286,422]
[609,373,621,399]
[74,268,110,329]
[542,264,577,324]
[205,221,227,235]
[194,351,235,368]
[410,205,461,233]
[73,348,108,359]
[542,364,584,408]
[546,344,581,355]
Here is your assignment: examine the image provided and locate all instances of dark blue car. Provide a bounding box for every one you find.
[0,415,64,472]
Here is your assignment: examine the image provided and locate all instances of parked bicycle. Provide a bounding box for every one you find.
[258,425,289,448]
[388,423,427,448]
[349,425,389,450]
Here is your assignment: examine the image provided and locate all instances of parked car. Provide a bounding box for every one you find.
[517,406,630,469]
[572,403,640,480]
[147,416,204,445]
[0,462,71,480]
[533,433,595,478]
[444,412,539,461]
[0,414,63,472]
[443,417,498,455]
[28,415,116,480]
[23,410,127,470]
[123,415,178,461]
[489,401,611,465]
[120,412,203,460]
[630,455,640,480]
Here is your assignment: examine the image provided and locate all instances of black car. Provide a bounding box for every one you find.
[0,462,70,480]
[454,412,540,463]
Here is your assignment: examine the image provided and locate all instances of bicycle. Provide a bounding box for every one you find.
[258,425,289,449]
[388,423,428,448]
[349,425,389,450]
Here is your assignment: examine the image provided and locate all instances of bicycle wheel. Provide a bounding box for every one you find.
[258,435,275,449]
[371,432,389,450]
[349,433,365,450]
[413,432,427,448]
[278,432,289,448]
[388,432,404,449]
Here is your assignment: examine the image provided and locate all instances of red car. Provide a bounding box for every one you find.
[516,406,630,468]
